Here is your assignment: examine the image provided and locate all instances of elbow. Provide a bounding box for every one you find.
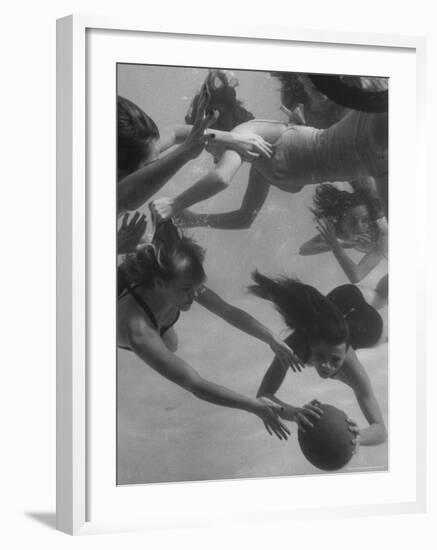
[213,170,231,190]
[237,210,258,229]
[348,273,362,284]
[367,422,387,445]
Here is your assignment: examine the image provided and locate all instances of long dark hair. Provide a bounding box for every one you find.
[117,95,160,174]
[185,70,255,131]
[270,72,308,110]
[249,271,349,347]
[312,184,368,233]
[271,72,349,129]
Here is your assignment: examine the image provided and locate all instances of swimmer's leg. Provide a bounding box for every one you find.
[178,165,270,229]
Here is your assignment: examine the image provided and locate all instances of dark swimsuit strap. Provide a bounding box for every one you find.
[127,286,159,330]
[118,284,180,351]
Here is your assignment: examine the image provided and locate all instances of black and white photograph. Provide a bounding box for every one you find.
[116,65,389,485]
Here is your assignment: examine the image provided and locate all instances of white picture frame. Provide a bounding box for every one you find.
[56,14,427,535]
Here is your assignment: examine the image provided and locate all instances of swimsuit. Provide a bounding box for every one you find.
[254,111,388,191]
[118,268,180,351]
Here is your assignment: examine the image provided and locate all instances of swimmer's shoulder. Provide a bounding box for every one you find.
[118,293,159,338]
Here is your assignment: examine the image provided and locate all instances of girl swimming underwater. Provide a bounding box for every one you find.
[117,220,302,440]
[300,180,388,309]
[117,91,272,213]
[250,271,387,448]
[151,70,388,230]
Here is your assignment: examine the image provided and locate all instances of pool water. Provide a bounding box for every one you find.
[117,66,388,484]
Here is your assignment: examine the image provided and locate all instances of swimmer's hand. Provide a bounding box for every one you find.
[150,197,175,224]
[280,104,306,125]
[316,217,338,248]
[256,398,291,441]
[287,399,324,432]
[117,212,147,255]
[346,418,361,454]
[218,132,273,161]
[182,82,219,159]
[268,336,305,373]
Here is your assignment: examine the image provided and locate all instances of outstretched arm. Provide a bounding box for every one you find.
[150,148,244,223]
[124,311,290,439]
[337,349,387,446]
[178,165,270,230]
[256,336,323,431]
[151,120,282,222]
[159,125,272,160]
[196,287,303,372]
[317,218,385,283]
[118,145,201,212]
[118,88,217,212]
[299,234,358,256]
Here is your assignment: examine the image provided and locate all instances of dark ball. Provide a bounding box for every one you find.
[298,403,354,471]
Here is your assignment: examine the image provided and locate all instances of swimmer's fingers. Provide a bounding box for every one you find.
[270,417,291,441]
[302,404,324,419]
[117,213,148,255]
[200,109,219,133]
[239,136,272,159]
[288,355,305,373]
[195,83,210,118]
[270,338,304,372]
[263,421,273,437]
[126,212,144,232]
[263,419,289,441]
[254,137,273,158]
[128,211,141,225]
[346,418,360,435]
[240,151,262,161]
[260,401,291,440]
[346,420,361,454]
[316,218,337,245]
[346,418,361,453]
[295,411,315,431]
[232,134,273,160]
[132,214,147,236]
[291,353,306,372]
[316,220,328,239]
[120,212,130,229]
[309,399,324,412]
[351,438,360,455]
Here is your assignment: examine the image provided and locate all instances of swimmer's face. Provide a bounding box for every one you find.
[308,340,348,379]
[340,205,371,239]
[162,275,203,311]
